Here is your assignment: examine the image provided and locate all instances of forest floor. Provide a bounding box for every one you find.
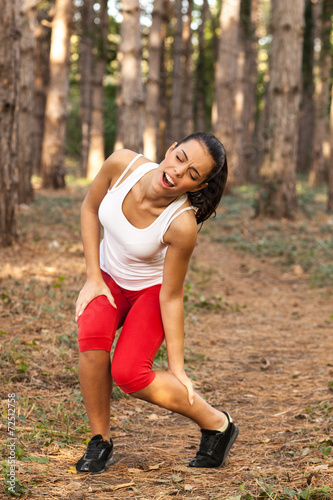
[0,179,333,500]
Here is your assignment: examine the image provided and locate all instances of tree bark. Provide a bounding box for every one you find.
[33,4,52,175]
[41,0,73,189]
[195,0,208,132]
[240,0,259,182]
[327,84,333,211]
[258,0,305,219]
[0,0,21,246]
[79,0,94,177]
[18,0,38,205]
[170,0,183,141]
[157,0,169,161]
[143,0,164,161]
[297,0,316,174]
[114,0,145,152]
[182,0,194,137]
[213,0,241,184]
[86,0,108,180]
[233,0,250,183]
[309,0,333,187]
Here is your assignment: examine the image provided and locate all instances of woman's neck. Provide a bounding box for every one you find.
[139,170,180,209]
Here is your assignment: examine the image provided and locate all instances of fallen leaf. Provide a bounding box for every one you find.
[184,484,195,492]
[313,464,329,471]
[148,464,160,470]
[67,466,78,474]
[68,492,86,500]
[45,442,60,455]
[260,358,270,370]
[172,474,184,483]
[293,265,304,275]
[307,472,318,486]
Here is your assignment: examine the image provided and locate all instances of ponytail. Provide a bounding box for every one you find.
[177,133,228,224]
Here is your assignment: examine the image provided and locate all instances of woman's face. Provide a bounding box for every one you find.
[153,140,214,196]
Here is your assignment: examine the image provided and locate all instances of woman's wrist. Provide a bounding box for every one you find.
[168,360,185,375]
[86,268,103,281]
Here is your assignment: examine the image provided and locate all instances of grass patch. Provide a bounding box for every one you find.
[203,181,333,289]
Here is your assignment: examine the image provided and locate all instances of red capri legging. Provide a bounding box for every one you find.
[77,271,164,394]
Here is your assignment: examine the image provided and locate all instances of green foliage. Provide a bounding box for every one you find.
[305,401,333,423]
[153,344,205,372]
[203,182,333,289]
[239,479,333,500]
[104,83,118,154]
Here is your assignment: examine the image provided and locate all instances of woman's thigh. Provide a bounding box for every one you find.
[77,272,131,352]
[111,286,164,393]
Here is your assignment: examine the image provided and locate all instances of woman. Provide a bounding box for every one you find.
[75,132,238,474]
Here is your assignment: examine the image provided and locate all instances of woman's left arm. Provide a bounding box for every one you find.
[160,211,198,405]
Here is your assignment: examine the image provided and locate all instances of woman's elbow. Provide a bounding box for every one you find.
[159,287,184,306]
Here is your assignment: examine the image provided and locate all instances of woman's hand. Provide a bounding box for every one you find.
[75,277,116,321]
[170,369,195,406]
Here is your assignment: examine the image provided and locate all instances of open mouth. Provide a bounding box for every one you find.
[163,172,175,187]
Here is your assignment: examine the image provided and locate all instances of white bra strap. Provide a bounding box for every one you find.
[112,154,142,190]
[161,206,195,243]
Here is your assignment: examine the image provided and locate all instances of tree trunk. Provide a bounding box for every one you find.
[41,0,73,189]
[157,0,169,160]
[297,0,315,174]
[195,0,208,132]
[143,0,164,161]
[240,0,259,182]
[232,0,249,183]
[213,0,241,184]
[79,0,94,177]
[86,0,108,180]
[114,0,145,152]
[170,0,183,141]
[327,84,333,211]
[18,0,38,205]
[33,4,52,175]
[182,0,194,137]
[0,0,20,246]
[258,0,305,219]
[309,0,333,187]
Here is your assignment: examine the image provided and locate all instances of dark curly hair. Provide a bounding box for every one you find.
[176,132,228,224]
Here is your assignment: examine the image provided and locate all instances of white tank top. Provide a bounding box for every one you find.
[98,154,194,290]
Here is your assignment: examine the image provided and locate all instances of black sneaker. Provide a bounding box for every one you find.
[76,434,114,474]
[189,411,238,468]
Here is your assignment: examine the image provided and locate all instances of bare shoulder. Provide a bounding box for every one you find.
[102,149,154,183]
[164,208,198,253]
[103,149,138,176]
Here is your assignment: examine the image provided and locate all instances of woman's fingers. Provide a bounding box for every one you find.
[75,299,86,321]
[185,380,195,406]
[75,284,117,322]
[104,290,117,309]
[174,372,195,406]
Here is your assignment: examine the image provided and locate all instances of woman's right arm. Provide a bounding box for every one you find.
[75,149,135,321]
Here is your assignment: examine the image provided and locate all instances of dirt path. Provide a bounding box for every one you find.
[1,192,332,499]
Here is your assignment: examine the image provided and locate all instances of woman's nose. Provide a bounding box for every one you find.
[174,166,185,177]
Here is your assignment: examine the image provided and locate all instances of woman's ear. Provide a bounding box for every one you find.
[188,182,208,193]
[165,142,178,158]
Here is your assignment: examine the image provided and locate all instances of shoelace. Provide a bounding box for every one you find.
[197,433,218,457]
[85,440,107,459]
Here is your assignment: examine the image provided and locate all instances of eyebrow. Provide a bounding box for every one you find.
[181,149,201,177]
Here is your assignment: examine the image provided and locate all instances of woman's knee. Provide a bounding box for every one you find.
[78,295,118,352]
[80,349,110,365]
[111,357,155,394]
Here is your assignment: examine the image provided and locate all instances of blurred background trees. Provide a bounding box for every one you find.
[1,0,333,245]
